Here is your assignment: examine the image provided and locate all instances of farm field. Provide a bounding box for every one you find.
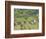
[14,9,39,30]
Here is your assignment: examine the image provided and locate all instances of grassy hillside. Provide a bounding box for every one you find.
[14,9,39,30]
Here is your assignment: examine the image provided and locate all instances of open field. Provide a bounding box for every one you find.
[14,9,39,30]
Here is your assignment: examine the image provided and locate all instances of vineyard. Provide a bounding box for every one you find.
[14,9,39,30]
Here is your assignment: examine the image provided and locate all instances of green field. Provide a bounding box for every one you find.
[14,9,39,30]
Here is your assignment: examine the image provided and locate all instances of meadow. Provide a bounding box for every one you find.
[14,9,39,30]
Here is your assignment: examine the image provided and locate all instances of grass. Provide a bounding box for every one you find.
[14,17,39,30]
